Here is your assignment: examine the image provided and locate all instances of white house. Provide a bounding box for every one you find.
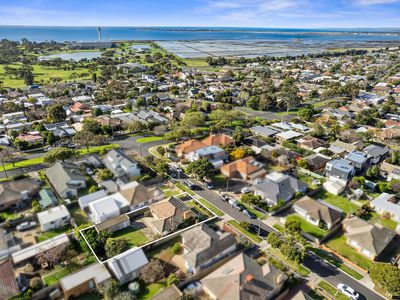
[103,150,141,183]
[370,193,400,223]
[37,205,71,231]
[107,247,148,284]
[88,193,129,224]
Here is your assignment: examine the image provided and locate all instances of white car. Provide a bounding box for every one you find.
[241,187,251,193]
[16,221,37,231]
[337,283,360,300]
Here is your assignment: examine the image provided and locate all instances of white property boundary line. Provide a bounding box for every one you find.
[78,191,219,264]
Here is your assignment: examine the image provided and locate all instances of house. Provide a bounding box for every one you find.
[323,180,346,196]
[275,130,303,144]
[297,136,327,151]
[305,154,330,172]
[181,223,237,274]
[188,145,228,168]
[0,179,40,211]
[176,140,205,157]
[0,259,19,299]
[88,193,129,224]
[95,214,131,233]
[363,144,389,164]
[15,131,44,144]
[45,162,86,198]
[328,140,359,156]
[252,172,307,205]
[202,134,234,147]
[220,156,266,181]
[292,196,343,230]
[325,159,355,183]
[250,125,278,138]
[44,122,76,138]
[107,247,148,284]
[344,151,368,171]
[38,188,58,209]
[148,197,195,235]
[60,263,112,299]
[370,193,400,223]
[342,216,396,260]
[201,253,288,300]
[149,284,183,300]
[78,189,108,211]
[12,233,70,265]
[102,150,141,183]
[0,229,20,260]
[37,205,71,231]
[118,181,164,210]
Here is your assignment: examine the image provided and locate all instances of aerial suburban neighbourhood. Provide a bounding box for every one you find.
[1,4,400,300]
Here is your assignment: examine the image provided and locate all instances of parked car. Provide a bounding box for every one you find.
[230,201,243,211]
[16,221,37,231]
[337,284,359,300]
[86,167,94,176]
[241,187,251,193]
[204,181,214,189]
[44,146,54,152]
[183,180,196,189]
[243,210,256,219]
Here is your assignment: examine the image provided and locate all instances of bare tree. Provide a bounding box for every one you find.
[36,244,67,268]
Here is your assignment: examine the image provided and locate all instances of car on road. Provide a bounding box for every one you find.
[16,221,37,231]
[229,199,243,211]
[183,180,197,189]
[44,146,54,152]
[241,187,252,193]
[204,181,214,189]
[221,194,230,202]
[337,283,360,300]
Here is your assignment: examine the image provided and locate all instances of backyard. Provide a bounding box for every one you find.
[326,234,374,270]
[111,226,149,247]
[287,214,327,239]
[313,190,359,214]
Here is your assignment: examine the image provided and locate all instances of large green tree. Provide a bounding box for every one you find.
[47,104,67,123]
[43,147,75,163]
[186,158,215,180]
[370,263,400,296]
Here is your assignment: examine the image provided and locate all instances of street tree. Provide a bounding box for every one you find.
[47,104,66,123]
[43,147,75,163]
[186,158,215,180]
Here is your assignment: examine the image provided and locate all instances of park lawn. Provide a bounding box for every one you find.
[313,190,359,214]
[287,215,327,239]
[326,235,373,270]
[317,281,349,300]
[228,220,262,243]
[138,282,167,300]
[136,136,165,143]
[197,198,224,217]
[370,212,398,231]
[310,248,363,280]
[111,227,149,247]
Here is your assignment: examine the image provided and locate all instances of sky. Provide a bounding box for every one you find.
[0,0,399,28]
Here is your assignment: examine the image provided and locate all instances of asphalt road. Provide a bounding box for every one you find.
[185,178,385,300]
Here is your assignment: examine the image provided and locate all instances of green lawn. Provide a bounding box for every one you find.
[310,248,363,280]
[197,198,224,217]
[175,182,195,196]
[313,190,359,214]
[237,200,266,220]
[43,265,79,286]
[287,215,327,239]
[317,281,349,300]
[273,224,284,232]
[370,212,398,231]
[182,58,208,67]
[307,289,326,300]
[0,210,22,221]
[187,200,213,218]
[75,292,102,300]
[136,136,164,143]
[138,282,167,300]
[228,220,262,243]
[326,235,373,270]
[36,227,71,242]
[296,171,323,189]
[111,227,149,247]
[77,144,119,155]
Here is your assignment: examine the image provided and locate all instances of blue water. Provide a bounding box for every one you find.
[1,26,400,42]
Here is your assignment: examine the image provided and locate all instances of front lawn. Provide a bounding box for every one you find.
[175,182,195,196]
[136,136,164,143]
[326,234,373,270]
[111,227,149,247]
[267,247,311,277]
[36,227,71,242]
[370,212,398,231]
[237,200,266,220]
[228,220,262,243]
[43,265,80,286]
[287,215,327,239]
[77,144,119,155]
[317,281,349,300]
[313,190,359,214]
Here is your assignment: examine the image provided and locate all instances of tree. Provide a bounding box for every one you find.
[99,279,120,300]
[172,243,181,254]
[89,186,100,193]
[267,232,282,248]
[297,158,308,169]
[298,108,314,121]
[36,244,67,267]
[182,111,205,128]
[280,242,305,264]
[232,126,245,144]
[73,129,104,151]
[370,263,400,296]
[105,239,130,258]
[154,159,169,177]
[285,219,301,235]
[186,158,214,180]
[229,147,246,161]
[47,104,66,123]
[166,273,179,286]
[97,168,113,180]
[311,124,325,137]
[43,147,75,163]
[140,259,165,284]
[128,120,145,133]
[239,221,251,231]
[0,146,15,178]
[366,165,379,179]
[113,291,136,300]
[240,193,261,206]
[156,146,166,156]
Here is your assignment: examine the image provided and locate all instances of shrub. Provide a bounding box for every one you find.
[172,243,182,255]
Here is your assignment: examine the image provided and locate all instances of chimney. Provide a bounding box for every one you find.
[245,274,254,283]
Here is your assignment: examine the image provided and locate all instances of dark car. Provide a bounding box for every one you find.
[249,224,268,237]
[221,194,230,202]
